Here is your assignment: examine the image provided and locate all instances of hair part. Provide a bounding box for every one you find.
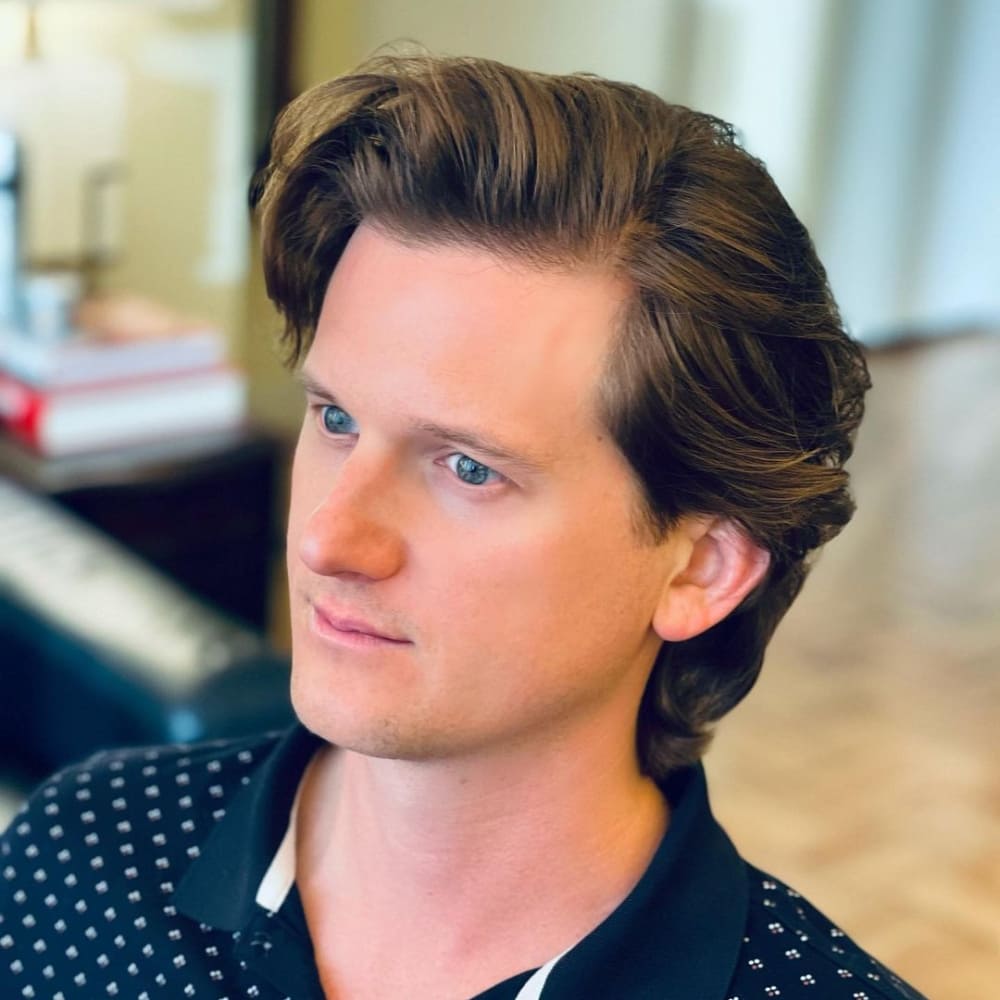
[252,54,870,780]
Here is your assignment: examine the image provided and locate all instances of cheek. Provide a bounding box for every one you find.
[419,505,654,648]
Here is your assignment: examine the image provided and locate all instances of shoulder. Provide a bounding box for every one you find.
[0,731,282,990]
[725,865,929,1000]
[3,729,280,848]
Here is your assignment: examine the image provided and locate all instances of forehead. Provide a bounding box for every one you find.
[308,224,631,449]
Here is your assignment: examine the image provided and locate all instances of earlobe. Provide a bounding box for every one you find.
[652,519,770,642]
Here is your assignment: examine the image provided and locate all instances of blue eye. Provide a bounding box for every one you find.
[321,405,358,435]
[446,454,499,486]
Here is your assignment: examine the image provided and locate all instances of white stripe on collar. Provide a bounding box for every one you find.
[512,943,573,1000]
[254,779,303,913]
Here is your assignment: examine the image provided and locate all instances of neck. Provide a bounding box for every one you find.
[296,718,669,999]
[297,722,668,981]
[331,736,660,867]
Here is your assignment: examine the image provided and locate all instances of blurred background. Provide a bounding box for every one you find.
[0,2,996,997]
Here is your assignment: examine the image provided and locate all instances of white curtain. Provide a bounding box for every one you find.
[675,0,1000,343]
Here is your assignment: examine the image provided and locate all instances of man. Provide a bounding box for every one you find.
[1,56,925,999]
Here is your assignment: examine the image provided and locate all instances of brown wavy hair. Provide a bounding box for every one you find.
[252,54,870,779]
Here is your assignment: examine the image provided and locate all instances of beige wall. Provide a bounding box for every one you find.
[288,0,688,96]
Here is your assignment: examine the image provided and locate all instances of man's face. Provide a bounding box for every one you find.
[287,223,692,763]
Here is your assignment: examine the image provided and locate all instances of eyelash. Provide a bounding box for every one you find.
[315,404,506,489]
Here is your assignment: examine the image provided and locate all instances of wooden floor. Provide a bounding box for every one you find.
[706,333,1000,1000]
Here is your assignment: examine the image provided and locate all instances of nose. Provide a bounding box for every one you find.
[297,454,407,582]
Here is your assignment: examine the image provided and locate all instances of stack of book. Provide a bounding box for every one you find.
[0,295,247,457]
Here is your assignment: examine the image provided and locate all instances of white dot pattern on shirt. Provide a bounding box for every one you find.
[3,735,928,1000]
[0,738,295,1000]
[724,876,927,1000]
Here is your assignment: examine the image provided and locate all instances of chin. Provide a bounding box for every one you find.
[291,670,429,760]
[292,686,499,765]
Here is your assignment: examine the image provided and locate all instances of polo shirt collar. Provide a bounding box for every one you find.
[174,723,748,999]
[543,763,748,998]
[173,723,322,930]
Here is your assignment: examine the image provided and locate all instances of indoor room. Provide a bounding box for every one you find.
[1,2,996,998]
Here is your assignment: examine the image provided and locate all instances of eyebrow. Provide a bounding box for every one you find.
[296,370,551,474]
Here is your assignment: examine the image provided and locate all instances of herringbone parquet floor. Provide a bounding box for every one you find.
[707,333,1000,1000]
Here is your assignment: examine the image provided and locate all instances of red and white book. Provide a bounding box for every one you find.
[0,366,247,457]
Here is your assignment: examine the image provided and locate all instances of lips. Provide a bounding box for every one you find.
[309,599,410,645]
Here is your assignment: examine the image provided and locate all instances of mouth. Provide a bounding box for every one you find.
[308,601,411,649]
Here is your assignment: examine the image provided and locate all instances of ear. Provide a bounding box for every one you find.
[652,518,771,643]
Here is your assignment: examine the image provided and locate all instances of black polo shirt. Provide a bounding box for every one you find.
[1,724,927,999]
